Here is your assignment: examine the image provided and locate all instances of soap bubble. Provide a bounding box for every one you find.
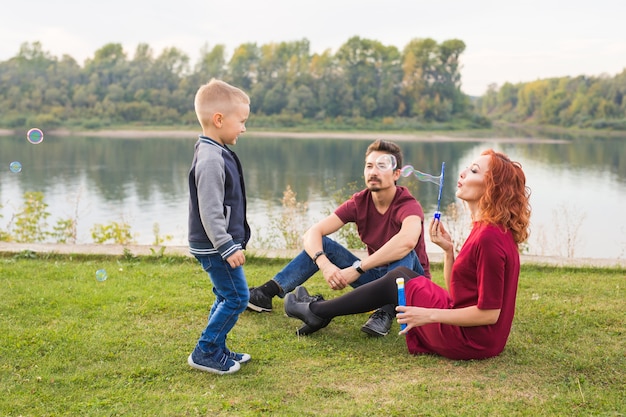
[400,165,441,185]
[400,165,415,177]
[375,154,397,171]
[9,161,22,173]
[27,128,44,144]
[401,162,446,220]
[95,269,108,282]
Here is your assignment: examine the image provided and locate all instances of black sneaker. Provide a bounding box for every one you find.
[247,287,272,312]
[187,347,240,375]
[361,309,393,337]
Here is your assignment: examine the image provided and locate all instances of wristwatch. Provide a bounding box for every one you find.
[352,260,365,274]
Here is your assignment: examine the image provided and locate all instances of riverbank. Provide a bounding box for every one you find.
[1,242,624,268]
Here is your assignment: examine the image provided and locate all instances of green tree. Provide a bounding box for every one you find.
[401,38,437,117]
[336,36,400,118]
[85,43,129,96]
[194,44,227,80]
[227,43,260,91]
[309,50,351,118]
[401,38,467,121]
[253,40,314,116]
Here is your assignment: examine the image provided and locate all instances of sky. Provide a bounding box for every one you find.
[1,0,625,96]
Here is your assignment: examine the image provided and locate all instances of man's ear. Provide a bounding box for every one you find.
[212,112,224,127]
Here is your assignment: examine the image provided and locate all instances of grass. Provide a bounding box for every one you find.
[0,251,624,416]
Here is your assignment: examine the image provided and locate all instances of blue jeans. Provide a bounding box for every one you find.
[272,236,425,297]
[194,254,249,355]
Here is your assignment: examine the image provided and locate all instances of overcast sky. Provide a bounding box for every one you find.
[2,0,625,96]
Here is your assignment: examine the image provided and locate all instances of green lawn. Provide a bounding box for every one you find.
[0,251,624,416]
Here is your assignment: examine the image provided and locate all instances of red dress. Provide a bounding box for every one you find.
[404,223,520,360]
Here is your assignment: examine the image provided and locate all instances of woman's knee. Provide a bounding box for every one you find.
[389,266,416,279]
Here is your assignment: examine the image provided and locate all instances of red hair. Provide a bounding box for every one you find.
[478,149,531,244]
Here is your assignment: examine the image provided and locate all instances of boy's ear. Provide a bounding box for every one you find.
[212,112,224,127]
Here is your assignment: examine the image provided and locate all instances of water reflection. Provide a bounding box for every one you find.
[0,133,624,259]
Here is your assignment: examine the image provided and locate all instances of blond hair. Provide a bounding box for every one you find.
[194,79,250,130]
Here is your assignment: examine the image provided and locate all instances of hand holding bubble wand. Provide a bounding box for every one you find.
[400,162,446,220]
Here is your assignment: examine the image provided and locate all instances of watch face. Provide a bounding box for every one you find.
[353,260,361,268]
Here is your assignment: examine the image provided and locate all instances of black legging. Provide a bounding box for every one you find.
[309,267,418,319]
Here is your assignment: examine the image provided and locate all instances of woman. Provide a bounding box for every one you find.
[284,149,531,360]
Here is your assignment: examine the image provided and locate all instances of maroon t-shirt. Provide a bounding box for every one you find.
[334,186,430,278]
[404,222,520,360]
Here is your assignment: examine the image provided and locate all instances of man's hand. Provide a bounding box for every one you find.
[318,262,360,290]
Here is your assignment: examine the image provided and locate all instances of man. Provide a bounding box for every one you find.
[248,139,430,336]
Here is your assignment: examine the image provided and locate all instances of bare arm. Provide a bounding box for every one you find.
[303,213,345,260]
[359,214,421,272]
[328,214,422,290]
[306,214,422,291]
[301,214,347,288]
[396,305,501,334]
[428,218,454,289]
[397,219,503,333]
[304,213,372,290]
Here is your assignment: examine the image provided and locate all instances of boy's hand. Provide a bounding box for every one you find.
[226,249,246,268]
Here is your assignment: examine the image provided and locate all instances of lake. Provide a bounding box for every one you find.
[1,130,625,260]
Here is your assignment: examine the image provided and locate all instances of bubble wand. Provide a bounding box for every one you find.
[400,162,446,219]
[396,278,407,331]
[434,162,445,220]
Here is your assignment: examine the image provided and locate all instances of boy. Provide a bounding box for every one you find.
[187,79,251,374]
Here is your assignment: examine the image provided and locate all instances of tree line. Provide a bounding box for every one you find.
[477,70,626,130]
[2,38,624,132]
[0,38,490,131]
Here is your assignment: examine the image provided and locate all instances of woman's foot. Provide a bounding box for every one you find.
[284,287,331,335]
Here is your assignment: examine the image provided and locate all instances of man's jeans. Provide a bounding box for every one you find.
[272,236,425,297]
[194,254,249,354]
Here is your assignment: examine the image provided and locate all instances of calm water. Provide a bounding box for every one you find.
[1,132,625,259]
